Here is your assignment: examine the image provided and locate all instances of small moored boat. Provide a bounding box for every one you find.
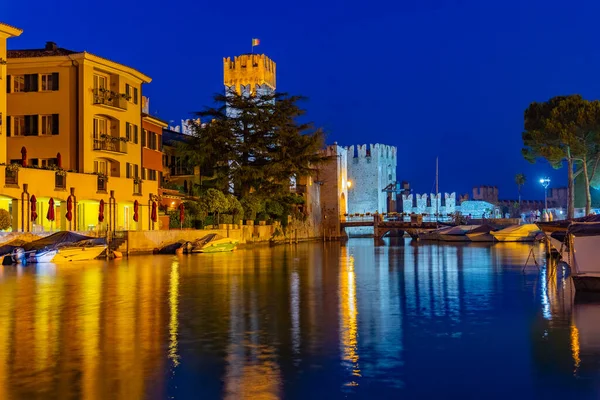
[563,222,600,292]
[189,234,239,253]
[490,224,542,242]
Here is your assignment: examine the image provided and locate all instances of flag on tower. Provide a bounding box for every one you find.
[252,38,260,47]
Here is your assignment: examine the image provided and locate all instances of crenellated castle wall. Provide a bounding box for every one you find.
[223,54,276,94]
[402,193,457,216]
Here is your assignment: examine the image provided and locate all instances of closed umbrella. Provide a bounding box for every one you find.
[56,152,62,168]
[98,199,105,223]
[30,195,37,222]
[151,201,157,223]
[47,198,55,221]
[66,196,73,222]
[179,203,185,228]
[133,200,139,222]
[21,146,27,166]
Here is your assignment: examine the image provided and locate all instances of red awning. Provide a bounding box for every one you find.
[21,146,27,166]
[46,198,55,221]
[133,200,139,222]
[98,199,105,223]
[179,202,185,224]
[66,196,73,222]
[30,194,37,222]
[151,201,157,223]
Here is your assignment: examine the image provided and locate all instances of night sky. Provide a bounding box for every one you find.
[5,0,600,200]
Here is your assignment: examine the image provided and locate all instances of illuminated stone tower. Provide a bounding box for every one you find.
[223,54,276,97]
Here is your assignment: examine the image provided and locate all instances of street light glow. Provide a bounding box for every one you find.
[347,180,352,189]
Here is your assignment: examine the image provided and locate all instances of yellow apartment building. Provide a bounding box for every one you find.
[0,23,22,163]
[0,23,159,233]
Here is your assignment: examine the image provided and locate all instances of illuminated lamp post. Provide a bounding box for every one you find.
[539,177,550,211]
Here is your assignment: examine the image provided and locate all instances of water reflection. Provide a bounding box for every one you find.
[1,240,600,398]
[339,247,359,387]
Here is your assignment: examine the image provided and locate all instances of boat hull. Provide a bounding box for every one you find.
[27,250,58,263]
[572,275,600,293]
[438,234,469,242]
[51,246,106,263]
[466,232,495,242]
[197,239,239,253]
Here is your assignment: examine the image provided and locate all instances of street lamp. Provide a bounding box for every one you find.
[347,180,352,189]
[539,177,550,211]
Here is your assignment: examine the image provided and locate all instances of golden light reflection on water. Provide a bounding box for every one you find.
[169,260,180,368]
[0,261,168,399]
[339,247,360,386]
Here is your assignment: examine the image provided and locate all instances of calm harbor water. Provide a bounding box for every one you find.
[0,238,599,399]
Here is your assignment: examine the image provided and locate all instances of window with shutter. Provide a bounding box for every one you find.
[141,129,147,147]
[6,116,10,137]
[134,87,138,105]
[52,114,59,135]
[24,74,38,92]
[126,122,131,141]
[134,164,139,178]
[126,84,130,99]
[134,125,138,144]
[6,75,10,93]
[30,115,39,136]
[52,73,59,90]
[142,168,146,180]
[126,162,131,178]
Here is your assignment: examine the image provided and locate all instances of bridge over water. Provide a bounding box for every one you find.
[340,214,440,239]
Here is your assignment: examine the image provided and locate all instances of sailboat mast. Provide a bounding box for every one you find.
[436,156,439,222]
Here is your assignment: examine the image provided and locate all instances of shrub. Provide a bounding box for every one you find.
[0,209,10,230]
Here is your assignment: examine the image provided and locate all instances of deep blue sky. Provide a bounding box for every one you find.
[5,0,600,200]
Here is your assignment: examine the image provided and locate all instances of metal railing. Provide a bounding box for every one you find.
[5,169,17,185]
[93,138,127,154]
[92,88,128,110]
[55,173,66,189]
[97,177,107,192]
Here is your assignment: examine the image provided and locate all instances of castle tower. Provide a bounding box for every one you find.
[223,54,276,96]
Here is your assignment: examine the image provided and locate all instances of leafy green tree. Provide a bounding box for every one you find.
[199,188,228,224]
[181,91,326,198]
[240,194,264,220]
[515,173,526,206]
[0,209,11,230]
[225,194,244,223]
[522,95,600,217]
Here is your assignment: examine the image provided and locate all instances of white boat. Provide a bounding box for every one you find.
[26,249,58,263]
[564,222,600,292]
[490,224,542,242]
[51,245,107,263]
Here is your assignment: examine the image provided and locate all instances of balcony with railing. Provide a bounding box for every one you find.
[5,168,17,186]
[54,173,66,190]
[92,88,128,110]
[133,180,142,195]
[97,176,108,192]
[93,137,127,154]
[169,164,194,176]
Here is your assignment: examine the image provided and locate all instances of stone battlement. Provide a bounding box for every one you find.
[346,144,397,160]
[223,54,276,93]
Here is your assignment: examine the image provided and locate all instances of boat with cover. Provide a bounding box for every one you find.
[189,234,239,253]
[465,224,498,242]
[417,225,453,241]
[563,222,600,292]
[438,224,495,242]
[2,232,106,264]
[490,224,542,242]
